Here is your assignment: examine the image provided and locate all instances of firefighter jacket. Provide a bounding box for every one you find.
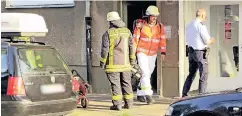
[133,19,167,56]
[100,20,136,72]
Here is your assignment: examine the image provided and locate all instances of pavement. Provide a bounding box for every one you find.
[66,94,176,116]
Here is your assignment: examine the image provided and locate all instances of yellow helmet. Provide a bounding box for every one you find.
[107,11,121,21]
[146,5,160,16]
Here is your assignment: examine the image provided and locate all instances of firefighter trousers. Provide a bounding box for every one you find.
[106,71,134,106]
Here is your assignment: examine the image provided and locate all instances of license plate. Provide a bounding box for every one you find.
[40,84,65,94]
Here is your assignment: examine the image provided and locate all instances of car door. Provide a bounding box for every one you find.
[17,46,73,102]
[213,93,242,116]
[226,93,242,116]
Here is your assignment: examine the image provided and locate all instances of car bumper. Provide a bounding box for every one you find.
[1,97,77,116]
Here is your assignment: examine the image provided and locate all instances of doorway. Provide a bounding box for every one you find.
[208,3,242,92]
[126,1,158,92]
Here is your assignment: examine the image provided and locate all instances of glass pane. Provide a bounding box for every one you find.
[208,4,241,92]
[210,5,239,78]
[18,47,69,74]
[1,50,8,74]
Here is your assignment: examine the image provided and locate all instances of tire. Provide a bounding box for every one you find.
[81,98,88,108]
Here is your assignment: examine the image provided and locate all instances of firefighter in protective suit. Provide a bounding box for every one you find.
[133,6,167,104]
[100,11,136,111]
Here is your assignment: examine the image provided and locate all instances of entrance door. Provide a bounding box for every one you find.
[207,3,242,92]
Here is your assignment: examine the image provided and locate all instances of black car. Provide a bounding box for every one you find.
[165,88,242,116]
[1,39,77,116]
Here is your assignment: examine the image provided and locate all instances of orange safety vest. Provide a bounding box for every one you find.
[133,19,166,56]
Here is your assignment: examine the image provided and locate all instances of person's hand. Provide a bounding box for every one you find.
[161,54,165,61]
[130,59,137,65]
[210,37,215,44]
[136,22,143,29]
[100,62,105,69]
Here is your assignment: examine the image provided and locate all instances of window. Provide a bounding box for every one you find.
[18,47,69,74]
[1,49,8,76]
[5,0,75,8]
[1,49,8,95]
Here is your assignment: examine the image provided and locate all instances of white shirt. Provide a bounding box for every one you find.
[186,18,211,50]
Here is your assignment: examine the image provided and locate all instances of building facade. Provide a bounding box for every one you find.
[3,1,240,98]
[1,0,180,97]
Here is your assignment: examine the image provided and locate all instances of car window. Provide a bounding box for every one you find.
[1,49,8,74]
[1,49,8,95]
[18,47,70,74]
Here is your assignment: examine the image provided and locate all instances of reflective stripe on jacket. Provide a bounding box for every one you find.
[100,27,136,72]
[133,20,167,56]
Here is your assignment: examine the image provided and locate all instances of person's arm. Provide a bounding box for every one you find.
[200,25,214,45]
[160,24,167,55]
[100,31,110,68]
[132,27,141,51]
[129,31,136,65]
[132,19,143,51]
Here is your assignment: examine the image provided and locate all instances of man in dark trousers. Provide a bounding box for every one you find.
[100,11,136,110]
[182,9,215,97]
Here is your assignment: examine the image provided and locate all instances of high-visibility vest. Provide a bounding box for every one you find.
[101,27,135,72]
[133,20,166,56]
[26,50,43,69]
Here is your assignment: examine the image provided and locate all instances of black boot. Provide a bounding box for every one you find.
[137,96,146,102]
[110,105,122,111]
[182,93,188,97]
[146,95,154,105]
[122,104,133,109]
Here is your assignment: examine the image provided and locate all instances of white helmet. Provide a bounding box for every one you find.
[146,5,160,16]
[107,11,121,21]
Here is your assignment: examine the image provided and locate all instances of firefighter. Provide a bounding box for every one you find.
[132,5,167,104]
[100,11,136,110]
[20,37,43,69]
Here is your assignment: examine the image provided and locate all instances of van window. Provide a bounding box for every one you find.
[1,50,8,75]
[18,47,70,74]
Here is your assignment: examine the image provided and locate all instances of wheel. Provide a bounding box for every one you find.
[81,98,88,108]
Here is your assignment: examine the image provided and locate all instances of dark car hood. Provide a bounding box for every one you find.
[169,90,242,116]
[172,90,241,105]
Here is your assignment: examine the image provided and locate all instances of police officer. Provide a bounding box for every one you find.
[182,9,215,97]
[100,11,136,110]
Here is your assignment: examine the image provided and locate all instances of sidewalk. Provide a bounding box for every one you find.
[67,94,175,116]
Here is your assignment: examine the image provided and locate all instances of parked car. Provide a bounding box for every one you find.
[165,87,242,116]
[1,13,77,116]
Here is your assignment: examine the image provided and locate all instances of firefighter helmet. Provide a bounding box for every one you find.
[107,11,121,21]
[146,5,160,16]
